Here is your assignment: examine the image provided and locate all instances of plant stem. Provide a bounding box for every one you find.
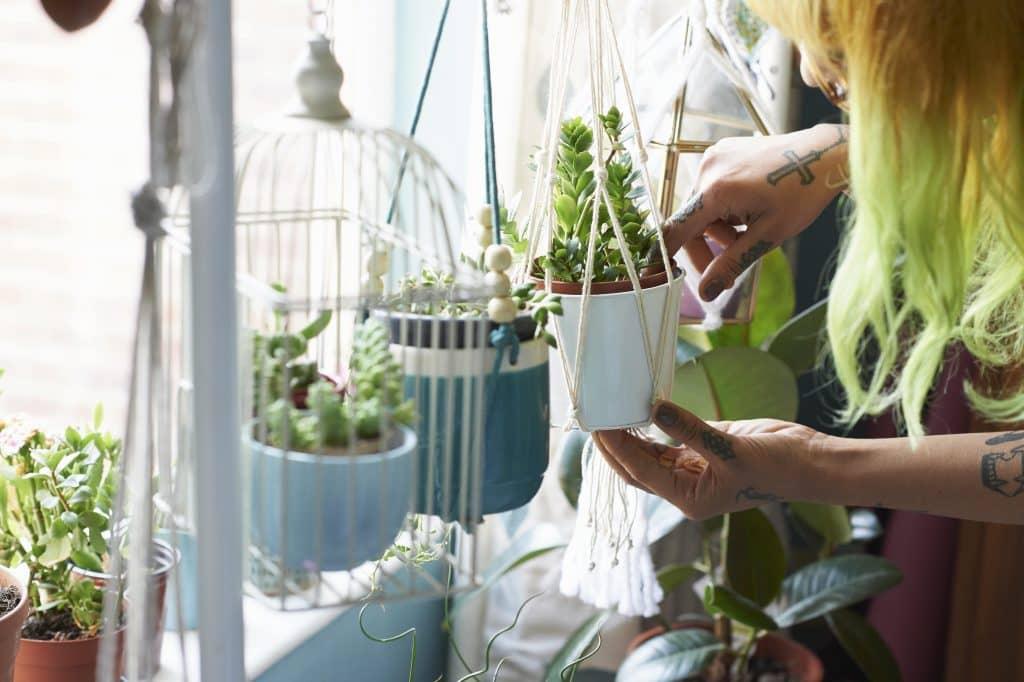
[735,630,761,681]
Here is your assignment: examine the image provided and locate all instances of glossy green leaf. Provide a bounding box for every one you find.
[71,549,104,573]
[699,347,799,421]
[671,358,720,421]
[727,509,786,606]
[656,563,703,596]
[789,503,852,548]
[616,629,724,682]
[299,310,333,341]
[557,430,589,509]
[545,610,611,682]
[39,535,72,567]
[826,609,902,682]
[92,403,104,430]
[763,298,828,376]
[703,584,778,631]
[707,249,795,349]
[774,555,903,627]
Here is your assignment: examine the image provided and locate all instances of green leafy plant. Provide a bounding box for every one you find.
[264,320,415,452]
[536,107,658,283]
[0,406,121,638]
[251,284,333,410]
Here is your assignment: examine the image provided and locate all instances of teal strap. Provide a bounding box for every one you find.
[480,0,502,245]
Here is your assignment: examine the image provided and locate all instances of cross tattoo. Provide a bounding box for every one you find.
[767,149,821,186]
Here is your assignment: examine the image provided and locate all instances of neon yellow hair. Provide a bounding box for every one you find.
[747,0,1024,436]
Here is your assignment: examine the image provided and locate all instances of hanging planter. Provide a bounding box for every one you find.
[248,320,418,572]
[375,309,549,523]
[545,268,684,430]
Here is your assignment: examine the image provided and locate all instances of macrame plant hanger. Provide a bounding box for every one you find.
[97,1,195,680]
[516,0,714,617]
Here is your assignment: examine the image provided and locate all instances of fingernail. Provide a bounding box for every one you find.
[654,402,679,427]
[702,279,725,301]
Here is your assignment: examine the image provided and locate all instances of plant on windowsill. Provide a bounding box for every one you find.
[248,319,419,574]
[0,407,126,681]
[533,107,684,431]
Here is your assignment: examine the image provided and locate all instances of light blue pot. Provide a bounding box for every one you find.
[248,425,416,571]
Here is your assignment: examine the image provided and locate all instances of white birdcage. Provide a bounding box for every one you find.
[160,13,498,613]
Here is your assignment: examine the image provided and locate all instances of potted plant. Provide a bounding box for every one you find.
[248,319,418,572]
[535,107,684,431]
[0,413,125,682]
[374,199,561,523]
[0,566,29,682]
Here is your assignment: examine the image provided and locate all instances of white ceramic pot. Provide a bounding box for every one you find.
[555,271,684,430]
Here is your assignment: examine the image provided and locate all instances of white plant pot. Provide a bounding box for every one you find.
[555,271,684,430]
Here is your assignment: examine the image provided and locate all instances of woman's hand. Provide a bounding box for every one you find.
[593,401,826,520]
[663,124,848,301]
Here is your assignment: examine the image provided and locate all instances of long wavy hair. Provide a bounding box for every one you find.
[746,0,1024,437]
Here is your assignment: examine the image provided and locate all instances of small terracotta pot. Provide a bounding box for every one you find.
[15,630,123,682]
[70,539,179,677]
[626,621,824,682]
[0,567,29,682]
[533,268,671,296]
[38,0,112,32]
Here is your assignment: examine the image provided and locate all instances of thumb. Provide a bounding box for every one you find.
[652,401,738,462]
[698,232,775,302]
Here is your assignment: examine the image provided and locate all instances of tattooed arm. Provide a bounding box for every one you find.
[595,401,1024,525]
[661,124,849,301]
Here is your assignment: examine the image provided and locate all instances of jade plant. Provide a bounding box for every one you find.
[536,107,659,283]
[264,319,415,452]
[0,406,120,639]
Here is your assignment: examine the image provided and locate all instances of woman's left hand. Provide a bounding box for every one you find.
[593,400,826,519]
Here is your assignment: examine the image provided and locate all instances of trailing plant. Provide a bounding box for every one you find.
[264,320,415,452]
[0,405,120,638]
[536,107,658,284]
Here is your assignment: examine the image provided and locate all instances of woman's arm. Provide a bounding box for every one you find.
[594,401,1024,525]
[806,431,1024,524]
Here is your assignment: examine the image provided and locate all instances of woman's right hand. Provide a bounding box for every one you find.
[663,123,848,301]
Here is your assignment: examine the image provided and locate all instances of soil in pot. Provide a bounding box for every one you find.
[0,573,28,682]
[0,588,18,620]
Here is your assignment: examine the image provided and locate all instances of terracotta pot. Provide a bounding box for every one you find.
[533,268,671,296]
[38,0,112,32]
[0,567,29,682]
[15,630,123,682]
[626,621,824,682]
[70,539,179,676]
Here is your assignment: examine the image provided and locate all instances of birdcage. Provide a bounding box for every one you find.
[157,19,504,614]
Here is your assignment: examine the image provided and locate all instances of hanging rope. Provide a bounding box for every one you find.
[385,0,453,225]
[480,0,502,246]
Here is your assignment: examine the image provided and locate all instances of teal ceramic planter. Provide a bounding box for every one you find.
[247,425,416,571]
[376,313,550,524]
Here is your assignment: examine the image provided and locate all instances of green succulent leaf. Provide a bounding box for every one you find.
[789,502,853,549]
[656,563,704,596]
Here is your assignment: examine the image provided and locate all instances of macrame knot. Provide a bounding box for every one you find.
[636,147,649,163]
[489,322,520,370]
[131,183,167,241]
[593,167,608,183]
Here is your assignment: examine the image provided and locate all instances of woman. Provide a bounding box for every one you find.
[597,1,1024,525]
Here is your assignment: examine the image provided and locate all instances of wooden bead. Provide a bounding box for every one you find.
[477,228,493,249]
[485,271,511,296]
[365,250,389,277]
[487,297,518,323]
[484,244,513,272]
[476,205,494,228]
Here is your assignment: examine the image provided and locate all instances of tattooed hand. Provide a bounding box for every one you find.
[593,401,825,520]
[661,124,848,301]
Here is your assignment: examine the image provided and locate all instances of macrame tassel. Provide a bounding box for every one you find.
[560,437,662,617]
